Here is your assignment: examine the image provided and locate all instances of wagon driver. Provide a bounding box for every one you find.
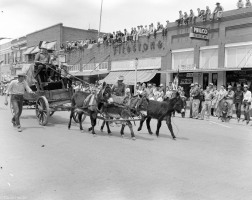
[111,75,126,96]
[4,73,35,132]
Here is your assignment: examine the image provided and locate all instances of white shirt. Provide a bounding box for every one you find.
[6,80,32,95]
[243,90,252,102]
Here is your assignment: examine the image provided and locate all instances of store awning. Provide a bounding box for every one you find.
[157,68,241,73]
[71,70,109,76]
[30,46,40,54]
[102,70,157,85]
[23,46,35,55]
[46,41,57,50]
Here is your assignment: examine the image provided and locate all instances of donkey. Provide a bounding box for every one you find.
[137,92,185,140]
[68,82,112,135]
[99,95,144,140]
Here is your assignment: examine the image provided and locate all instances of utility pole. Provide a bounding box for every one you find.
[98,0,103,38]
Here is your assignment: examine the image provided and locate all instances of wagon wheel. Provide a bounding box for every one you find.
[35,96,50,126]
[50,111,55,116]
[73,110,86,123]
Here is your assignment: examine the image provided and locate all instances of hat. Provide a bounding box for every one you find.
[209,83,213,86]
[160,84,164,87]
[216,2,220,5]
[194,82,198,85]
[190,83,194,87]
[228,85,232,89]
[125,88,130,93]
[117,75,124,81]
[148,83,152,86]
[17,72,27,77]
[237,84,241,88]
[244,84,248,88]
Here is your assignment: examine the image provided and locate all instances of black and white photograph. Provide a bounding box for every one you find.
[0,0,252,199]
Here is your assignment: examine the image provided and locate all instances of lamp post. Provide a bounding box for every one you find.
[134,58,138,95]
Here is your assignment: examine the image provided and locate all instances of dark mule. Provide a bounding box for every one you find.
[137,92,185,139]
[100,95,143,140]
[68,82,112,135]
[100,95,142,131]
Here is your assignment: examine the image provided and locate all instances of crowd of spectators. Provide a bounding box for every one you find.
[177,1,251,26]
[188,82,252,125]
[98,21,169,45]
[61,1,252,51]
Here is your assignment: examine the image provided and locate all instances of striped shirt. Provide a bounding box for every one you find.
[6,80,32,95]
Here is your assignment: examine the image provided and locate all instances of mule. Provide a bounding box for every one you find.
[137,92,185,139]
[99,95,143,140]
[68,82,112,135]
[100,95,142,131]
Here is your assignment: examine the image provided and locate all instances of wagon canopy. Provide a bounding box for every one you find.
[21,64,36,86]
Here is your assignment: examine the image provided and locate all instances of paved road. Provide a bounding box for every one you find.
[0,96,251,200]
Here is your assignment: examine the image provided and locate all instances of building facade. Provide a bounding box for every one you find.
[67,7,252,96]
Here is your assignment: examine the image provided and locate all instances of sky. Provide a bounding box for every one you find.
[0,0,234,44]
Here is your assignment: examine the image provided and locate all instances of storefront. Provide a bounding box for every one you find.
[102,57,161,86]
[70,62,109,84]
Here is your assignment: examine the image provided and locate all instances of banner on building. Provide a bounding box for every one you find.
[189,27,209,40]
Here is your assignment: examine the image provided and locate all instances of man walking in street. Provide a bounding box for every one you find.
[233,84,243,122]
[189,83,194,118]
[4,73,35,132]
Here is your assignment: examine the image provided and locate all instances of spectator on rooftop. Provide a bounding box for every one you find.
[245,0,252,7]
[183,12,189,25]
[156,22,163,31]
[189,9,196,24]
[210,2,224,21]
[176,10,184,26]
[237,0,244,8]
[162,20,169,36]
[197,8,204,18]
[203,6,211,21]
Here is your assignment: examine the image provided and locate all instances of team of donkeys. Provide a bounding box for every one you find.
[68,82,186,140]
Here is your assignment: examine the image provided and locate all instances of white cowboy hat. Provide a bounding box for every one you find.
[117,75,124,81]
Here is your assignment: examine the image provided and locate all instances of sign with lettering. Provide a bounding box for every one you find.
[189,27,209,40]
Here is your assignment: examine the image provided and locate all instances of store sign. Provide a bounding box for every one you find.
[111,57,161,71]
[189,27,209,40]
[177,64,196,71]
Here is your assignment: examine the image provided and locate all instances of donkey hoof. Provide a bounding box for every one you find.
[137,128,141,131]
[149,132,153,135]
[121,134,124,138]
[108,132,112,136]
[100,128,103,132]
[88,127,92,132]
[93,133,97,137]
[132,137,136,141]
[172,137,176,140]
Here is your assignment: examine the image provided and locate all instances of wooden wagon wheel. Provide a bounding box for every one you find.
[35,96,50,126]
[73,110,86,123]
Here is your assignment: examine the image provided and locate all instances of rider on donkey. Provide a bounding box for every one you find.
[111,75,126,96]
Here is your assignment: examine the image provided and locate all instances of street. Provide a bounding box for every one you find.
[0,96,252,200]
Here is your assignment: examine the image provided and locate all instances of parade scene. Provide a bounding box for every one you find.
[0,0,252,200]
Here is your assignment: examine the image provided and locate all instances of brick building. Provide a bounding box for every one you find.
[67,7,252,96]
[0,23,99,80]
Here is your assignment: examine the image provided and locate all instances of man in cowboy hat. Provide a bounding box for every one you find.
[243,84,251,124]
[191,82,201,119]
[189,83,195,118]
[111,75,126,96]
[4,72,35,132]
[34,41,51,83]
[210,2,224,21]
[234,84,243,122]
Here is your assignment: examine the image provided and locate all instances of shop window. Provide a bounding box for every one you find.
[225,45,252,68]
[172,51,194,70]
[200,48,218,69]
